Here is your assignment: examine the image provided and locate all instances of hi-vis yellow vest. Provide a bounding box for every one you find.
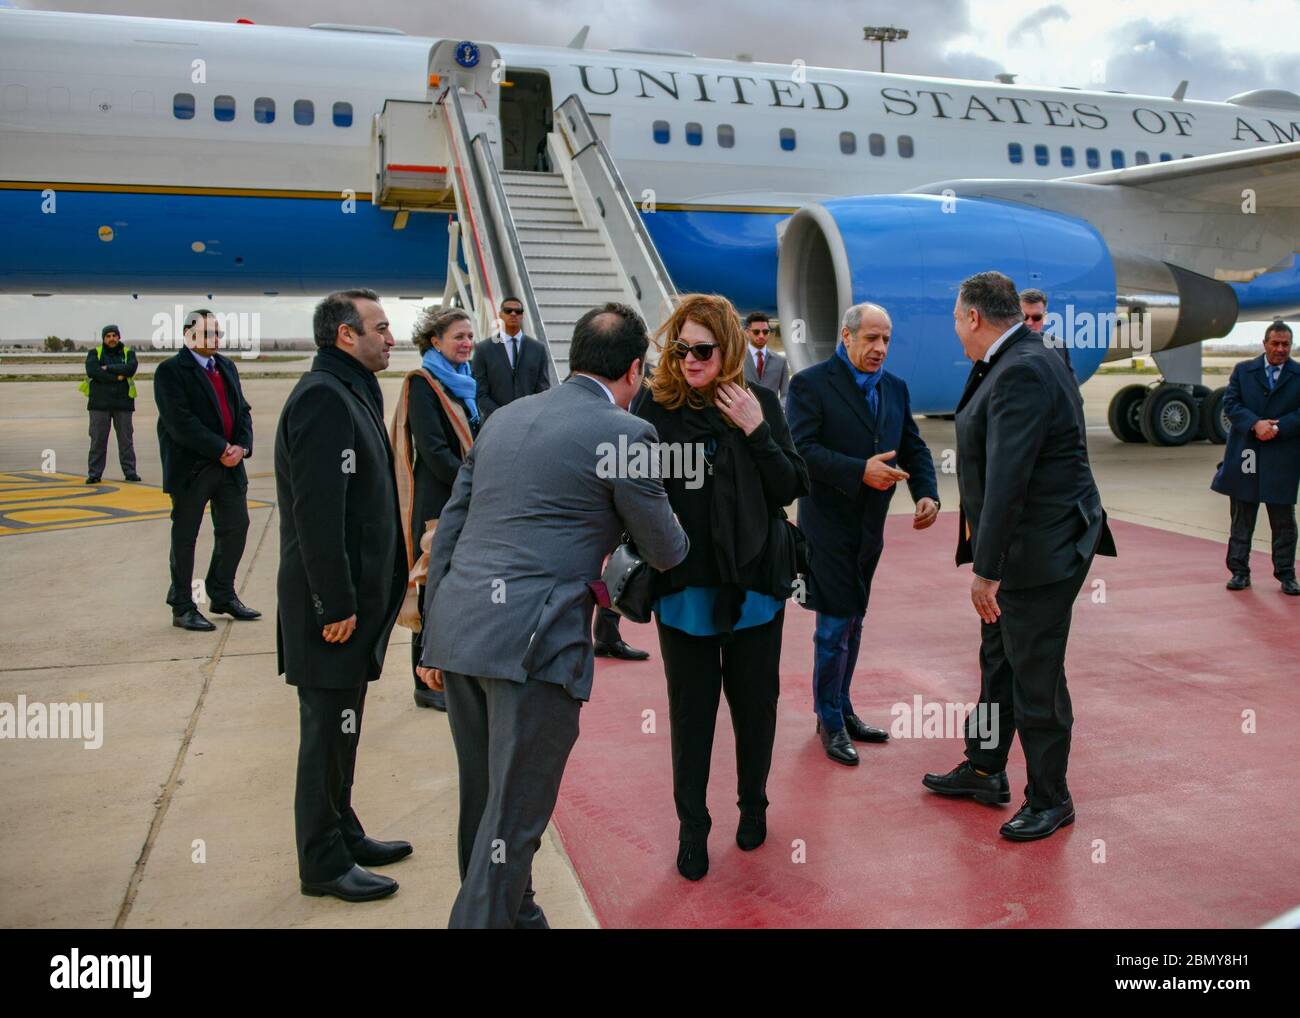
[78,344,137,400]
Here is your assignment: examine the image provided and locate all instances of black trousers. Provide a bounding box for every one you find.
[964,558,1092,811]
[593,606,622,645]
[294,683,368,883]
[165,465,249,614]
[444,672,581,929]
[1227,498,1297,581]
[410,584,427,689]
[655,610,784,841]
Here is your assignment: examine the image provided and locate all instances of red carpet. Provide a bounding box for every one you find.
[552,515,1300,928]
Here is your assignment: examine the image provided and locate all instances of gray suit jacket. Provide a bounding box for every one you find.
[420,375,688,700]
[743,347,789,399]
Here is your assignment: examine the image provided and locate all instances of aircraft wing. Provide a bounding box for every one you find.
[1060,141,1300,207]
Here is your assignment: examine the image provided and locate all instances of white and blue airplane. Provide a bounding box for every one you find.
[2,8,1297,440]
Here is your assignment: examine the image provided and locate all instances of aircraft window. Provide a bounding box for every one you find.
[1007,142,1023,164]
[1135,151,1150,165]
[840,131,856,155]
[1086,147,1100,169]
[254,97,275,124]
[898,134,914,158]
[173,92,195,120]
[1060,145,1075,167]
[869,133,885,156]
[332,101,353,127]
[717,124,734,147]
[1034,143,1049,166]
[653,119,670,144]
[779,127,796,152]
[1159,152,1172,161]
[214,95,236,122]
[1182,153,1193,159]
[1111,149,1125,168]
[685,122,703,146]
[294,99,314,126]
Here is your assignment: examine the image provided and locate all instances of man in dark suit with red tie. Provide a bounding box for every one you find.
[922,272,1115,841]
[154,309,260,631]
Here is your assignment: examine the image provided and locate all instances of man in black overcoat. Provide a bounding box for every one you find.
[275,289,410,902]
[1211,320,1300,595]
[923,272,1116,842]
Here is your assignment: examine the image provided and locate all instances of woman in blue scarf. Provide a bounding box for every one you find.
[396,306,481,711]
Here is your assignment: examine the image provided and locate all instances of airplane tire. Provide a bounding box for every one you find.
[1107,384,1148,443]
[1200,386,1229,444]
[1140,384,1199,446]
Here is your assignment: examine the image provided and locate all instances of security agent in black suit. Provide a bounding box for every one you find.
[275,290,411,903]
[153,310,259,631]
[470,296,551,420]
[923,272,1116,842]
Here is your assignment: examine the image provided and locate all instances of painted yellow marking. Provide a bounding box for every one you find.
[0,471,269,536]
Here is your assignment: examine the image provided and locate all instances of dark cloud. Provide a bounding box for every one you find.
[1007,3,1070,45]
[17,0,1015,81]
[1101,18,1300,100]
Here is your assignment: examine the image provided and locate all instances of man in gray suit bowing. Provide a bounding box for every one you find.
[416,301,689,929]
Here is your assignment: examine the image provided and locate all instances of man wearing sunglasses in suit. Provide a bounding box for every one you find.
[741,312,789,400]
[471,297,551,421]
[1020,288,1074,378]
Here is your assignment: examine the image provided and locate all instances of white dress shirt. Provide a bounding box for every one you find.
[982,323,1022,363]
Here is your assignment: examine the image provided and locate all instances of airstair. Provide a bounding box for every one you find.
[370,44,676,383]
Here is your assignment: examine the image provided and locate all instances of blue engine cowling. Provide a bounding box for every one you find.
[777,194,1117,414]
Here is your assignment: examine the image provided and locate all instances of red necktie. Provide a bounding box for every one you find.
[757,351,765,378]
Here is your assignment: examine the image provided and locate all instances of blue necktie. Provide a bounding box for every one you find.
[1267,365,1278,391]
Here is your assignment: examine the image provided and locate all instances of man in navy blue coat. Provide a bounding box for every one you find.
[1211,321,1300,595]
[786,302,939,766]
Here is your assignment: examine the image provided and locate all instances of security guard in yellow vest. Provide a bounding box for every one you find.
[81,324,141,483]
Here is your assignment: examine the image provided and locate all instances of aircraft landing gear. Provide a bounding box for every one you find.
[1106,381,1229,446]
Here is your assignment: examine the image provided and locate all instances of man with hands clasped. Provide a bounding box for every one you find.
[786,302,939,767]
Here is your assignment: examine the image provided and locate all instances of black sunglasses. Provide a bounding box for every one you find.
[1025,313,1044,323]
[501,307,523,315]
[671,340,719,361]
[750,327,770,335]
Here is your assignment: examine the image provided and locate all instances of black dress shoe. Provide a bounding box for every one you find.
[1000,798,1075,841]
[301,864,398,902]
[209,597,261,620]
[1226,573,1250,591]
[594,639,650,661]
[843,713,890,743]
[921,761,1011,805]
[1281,578,1300,596]
[349,837,413,867]
[816,719,859,766]
[414,687,447,711]
[85,476,101,484]
[173,609,216,632]
[736,814,767,851]
[677,839,709,881]
[124,473,142,482]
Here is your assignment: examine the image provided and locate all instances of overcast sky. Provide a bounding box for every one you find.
[2,0,1297,345]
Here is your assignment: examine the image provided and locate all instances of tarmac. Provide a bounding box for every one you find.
[0,350,1293,928]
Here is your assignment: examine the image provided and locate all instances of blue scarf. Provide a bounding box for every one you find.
[422,348,480,424]
[836,342,883,418]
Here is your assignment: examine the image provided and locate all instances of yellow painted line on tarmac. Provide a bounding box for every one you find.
[0,471,270,536]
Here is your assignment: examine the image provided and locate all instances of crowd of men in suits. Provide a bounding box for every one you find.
[127,273,1296,927]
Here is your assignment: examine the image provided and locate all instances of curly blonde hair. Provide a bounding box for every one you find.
[648,293,749,413]
[412,305,472,354]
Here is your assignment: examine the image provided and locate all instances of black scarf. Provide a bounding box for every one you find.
[316,344,385,423]
[642,398,772,638]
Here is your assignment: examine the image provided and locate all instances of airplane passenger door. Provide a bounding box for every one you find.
[499,68,554,171]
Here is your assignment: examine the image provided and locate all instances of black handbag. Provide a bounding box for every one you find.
[601,533,656,624]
